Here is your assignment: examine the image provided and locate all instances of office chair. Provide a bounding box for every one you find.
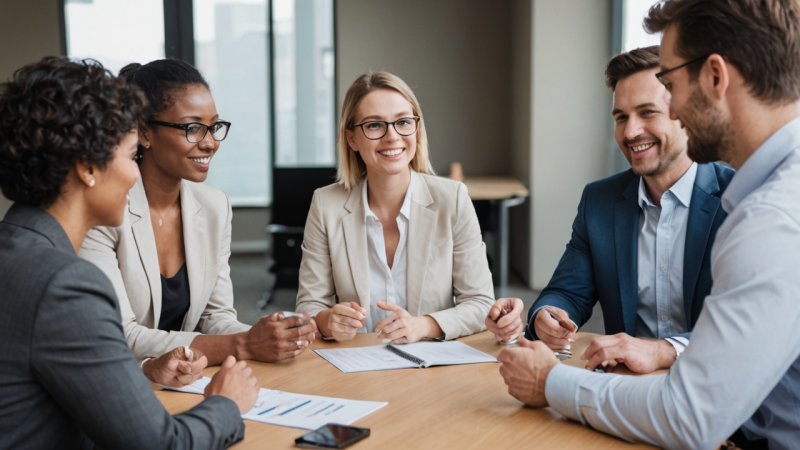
[258,167,337,309]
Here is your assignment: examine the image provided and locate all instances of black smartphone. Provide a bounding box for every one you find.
[295,423,370,448]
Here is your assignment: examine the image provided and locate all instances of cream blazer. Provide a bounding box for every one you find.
[296,171,495,340]
[80,178,250,359]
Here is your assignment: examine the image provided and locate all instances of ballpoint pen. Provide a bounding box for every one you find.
[543,307,576,359]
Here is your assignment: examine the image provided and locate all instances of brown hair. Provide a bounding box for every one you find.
[644,0,800,105]
[337,71,433,190]
[605,45,660,90]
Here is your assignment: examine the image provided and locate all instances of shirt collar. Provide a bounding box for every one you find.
[637,162,698,209]
[721,115,800,212]
[362,179,413,221]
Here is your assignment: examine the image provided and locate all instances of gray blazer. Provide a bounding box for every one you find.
[0,204,244,449]
[80,178,250,359]
[296,171,495,339]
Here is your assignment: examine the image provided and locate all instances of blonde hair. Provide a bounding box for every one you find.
[337,71,433,190]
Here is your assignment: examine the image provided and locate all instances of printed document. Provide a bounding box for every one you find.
[165,377,387,429]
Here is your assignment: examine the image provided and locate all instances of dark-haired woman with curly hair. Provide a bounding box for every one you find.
[0,56,257,449]
[80,59,317,366]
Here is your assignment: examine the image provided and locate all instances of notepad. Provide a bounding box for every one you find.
[314,341,497,373]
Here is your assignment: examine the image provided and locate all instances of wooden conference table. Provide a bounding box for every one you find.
[157,332,654,449]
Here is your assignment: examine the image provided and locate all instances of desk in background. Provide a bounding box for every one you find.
[157,332,653,449]
[463,177,529,297]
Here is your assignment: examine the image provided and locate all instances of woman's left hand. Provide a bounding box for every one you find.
[374,301,442,343]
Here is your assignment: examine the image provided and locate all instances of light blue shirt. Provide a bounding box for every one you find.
[544,116,800,450]
[635,163,696,339]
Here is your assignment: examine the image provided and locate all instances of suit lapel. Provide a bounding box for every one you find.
[406,172,434,316]
[342,183,370,309]
[682,164,720,320]
[128,179,163,323]
[614,175,641,334]
[181,182,207,329]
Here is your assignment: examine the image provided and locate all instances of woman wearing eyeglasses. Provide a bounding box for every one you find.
[81,59,316,366]
[296,72,494,343]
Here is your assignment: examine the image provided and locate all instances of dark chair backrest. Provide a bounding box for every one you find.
[271,167,338,227]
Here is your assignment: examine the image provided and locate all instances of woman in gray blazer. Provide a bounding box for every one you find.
[296,72,495,342]
[0,57,257,449]
[80,60,317,364]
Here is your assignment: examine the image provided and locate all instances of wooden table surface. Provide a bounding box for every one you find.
[462,177,529,201]
[156,332,653,449]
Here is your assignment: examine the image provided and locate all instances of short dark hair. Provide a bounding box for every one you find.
[605,45,660,90]
[644,0,800,105]
[0,57,145,207]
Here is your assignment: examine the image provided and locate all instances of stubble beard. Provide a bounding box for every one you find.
[685,87,731,164]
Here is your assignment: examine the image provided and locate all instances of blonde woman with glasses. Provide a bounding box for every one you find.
[296,71,494,343]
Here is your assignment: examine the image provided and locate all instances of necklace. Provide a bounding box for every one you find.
[150,206,173,227]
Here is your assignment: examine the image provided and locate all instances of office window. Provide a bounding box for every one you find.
[194,0,271,206]
[64,0,165,74]
[273,0,336,167]
[621,0,661,51]
[62,0,336,205]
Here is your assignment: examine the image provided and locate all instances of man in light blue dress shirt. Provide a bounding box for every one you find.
[487,46,734,375]
[498,1,800,449]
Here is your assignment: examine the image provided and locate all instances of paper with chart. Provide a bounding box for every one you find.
[314,341,497,373]
[163,377,387,429]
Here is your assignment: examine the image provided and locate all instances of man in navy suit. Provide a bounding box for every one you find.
[487,45,734,374]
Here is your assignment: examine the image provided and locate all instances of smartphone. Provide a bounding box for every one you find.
[295,423,370,448]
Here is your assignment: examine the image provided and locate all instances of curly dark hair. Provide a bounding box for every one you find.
[0,57,146,207]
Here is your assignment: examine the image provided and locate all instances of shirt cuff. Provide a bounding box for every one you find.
[545,364,589,424]
[664,336,689,357]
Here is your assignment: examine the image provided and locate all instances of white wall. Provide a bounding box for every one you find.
[530,0,613,288]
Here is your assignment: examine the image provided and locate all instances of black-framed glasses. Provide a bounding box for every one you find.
[655,54,711,89]
[147,119,231,143]
[351,116,419,140]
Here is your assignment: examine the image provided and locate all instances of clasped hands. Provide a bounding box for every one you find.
[236,311,318,362]
[320,300,441,343]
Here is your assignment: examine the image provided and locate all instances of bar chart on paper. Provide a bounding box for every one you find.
[163,377,387,429]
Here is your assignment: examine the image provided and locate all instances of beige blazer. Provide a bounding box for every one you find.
[296,171,495,339]
[80,178,249,359]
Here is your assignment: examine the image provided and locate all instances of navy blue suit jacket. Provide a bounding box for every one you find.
[528,162,735,339]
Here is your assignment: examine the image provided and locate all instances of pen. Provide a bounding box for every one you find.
[183,346,193,360]
[544,307,577,333]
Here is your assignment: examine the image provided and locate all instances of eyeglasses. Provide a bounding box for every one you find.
[655,54,710,89]
[147,119,231,143]
[351,116,419,140]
